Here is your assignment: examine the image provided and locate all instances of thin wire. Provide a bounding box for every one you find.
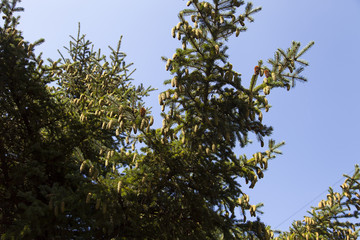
[274,168,356,229]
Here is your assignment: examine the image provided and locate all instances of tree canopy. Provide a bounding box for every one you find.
[0,0,359,239]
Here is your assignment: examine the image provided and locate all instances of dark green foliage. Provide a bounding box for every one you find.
[4,0,357,240]
[0,0,151,238]
[157,1,314,237]
[278,165,360,239]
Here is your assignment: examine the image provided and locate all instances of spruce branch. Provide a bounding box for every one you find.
[296,41,315,59]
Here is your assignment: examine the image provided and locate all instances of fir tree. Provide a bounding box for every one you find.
[4,0,357,240]
[0,0,152,238]
[155,0,314,238]
[278,165,360,239]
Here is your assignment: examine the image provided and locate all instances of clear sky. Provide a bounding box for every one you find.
[18,0,360,232]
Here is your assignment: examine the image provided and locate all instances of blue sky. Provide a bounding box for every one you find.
[18,0,360,232]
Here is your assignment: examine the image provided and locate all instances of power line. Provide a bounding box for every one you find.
[274,168,356,230]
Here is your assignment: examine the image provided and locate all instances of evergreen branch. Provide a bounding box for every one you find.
[277,48,288,60]
[193,2,217,40]
[296,41,315,59]
[295,58,309,66]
